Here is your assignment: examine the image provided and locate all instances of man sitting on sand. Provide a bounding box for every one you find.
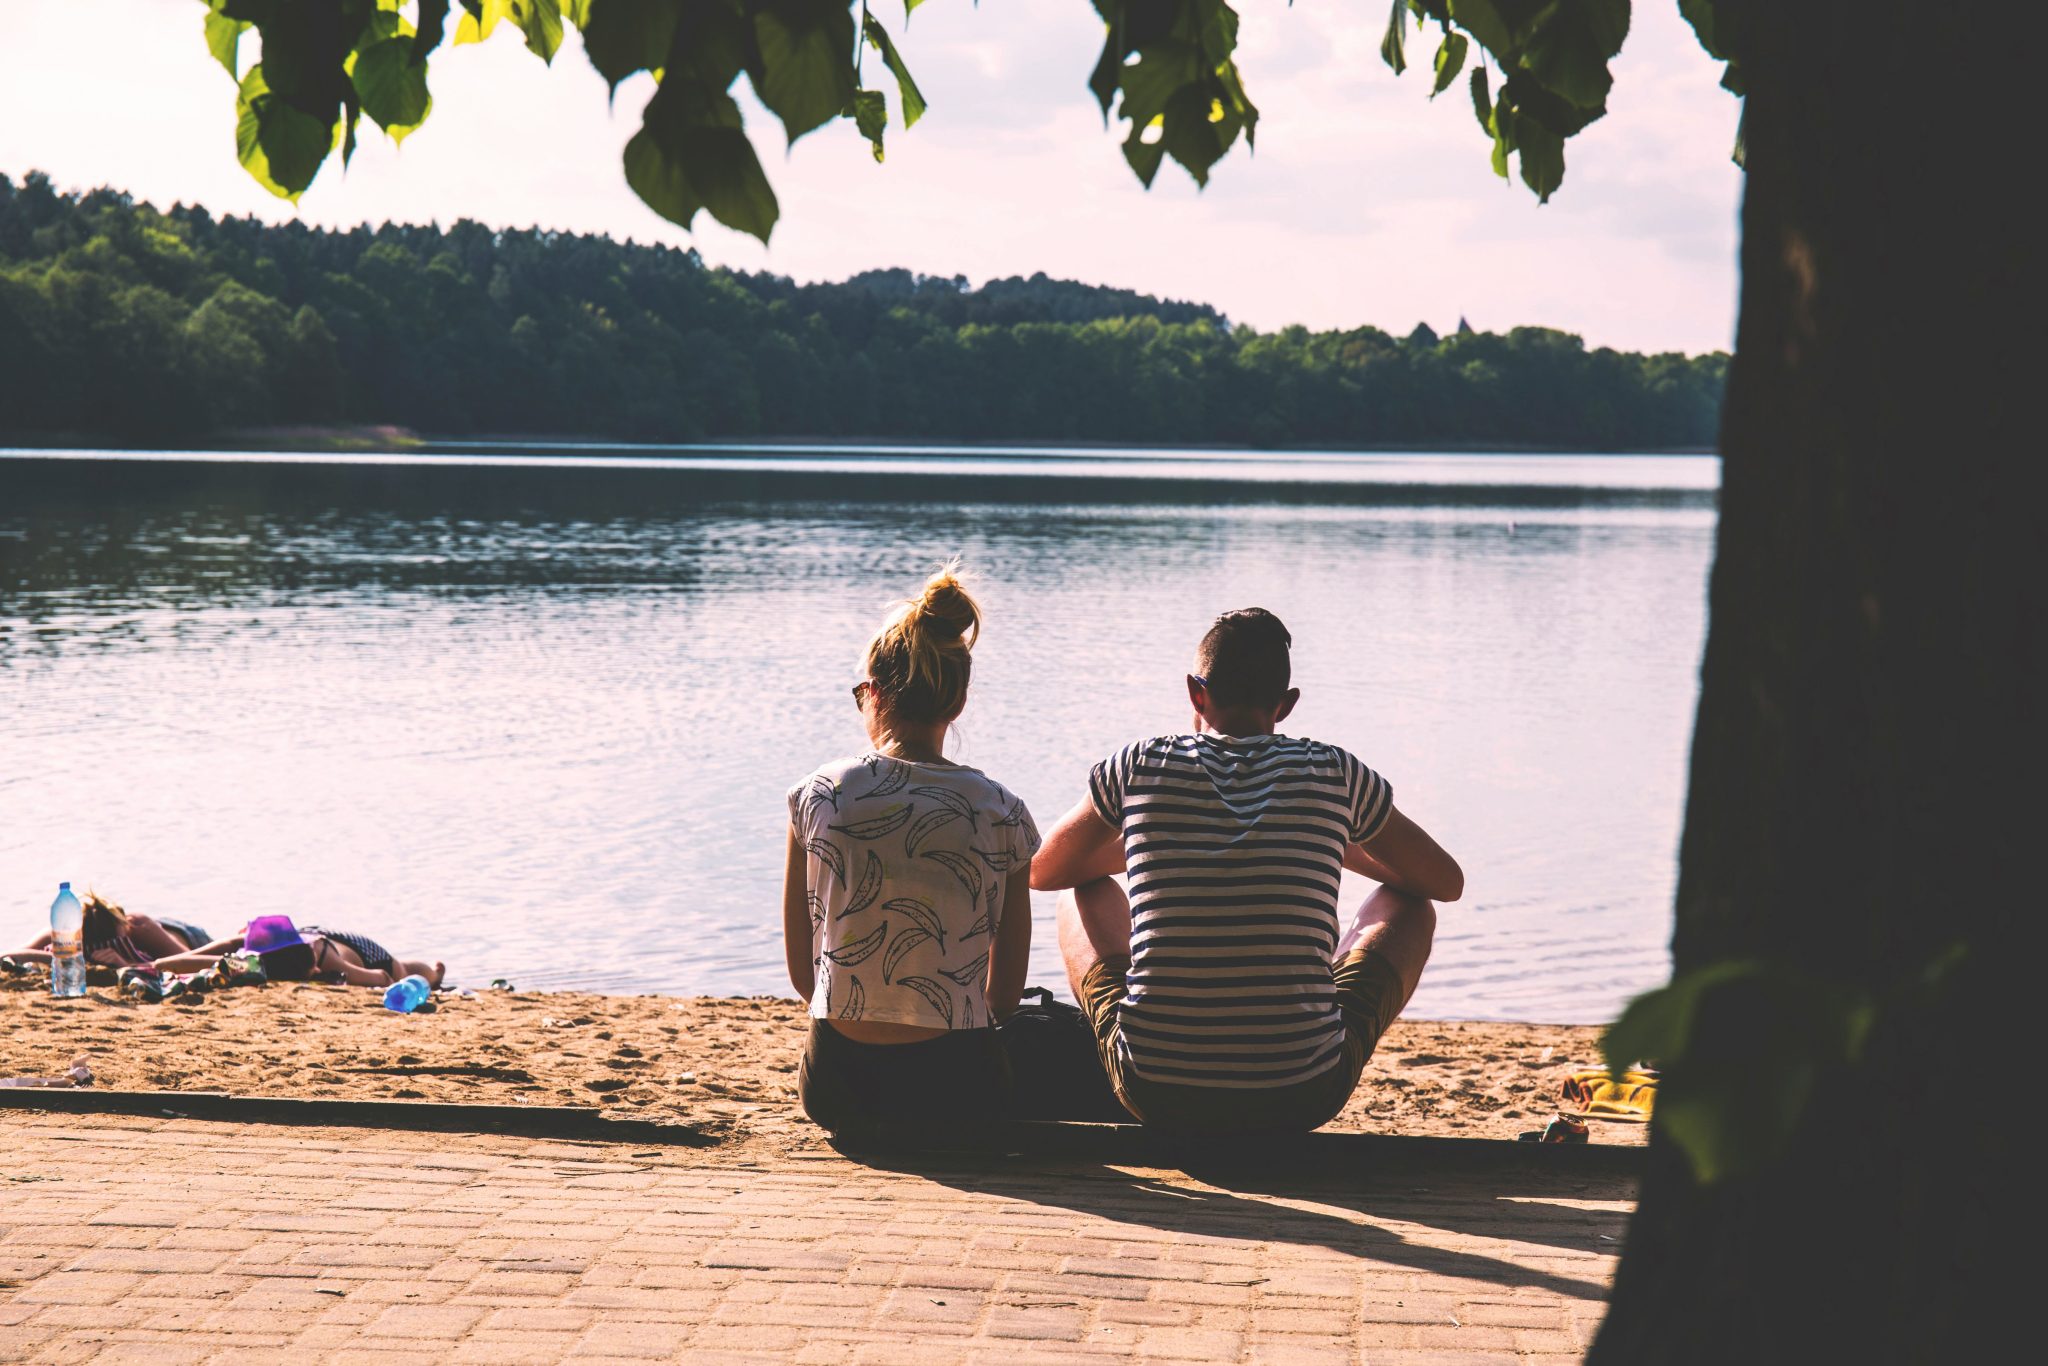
[1030,608,1463,1134]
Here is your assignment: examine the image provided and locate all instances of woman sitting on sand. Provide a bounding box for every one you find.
[783,564,1039,1144]
[188,916,445,989]
[6,892,224,975]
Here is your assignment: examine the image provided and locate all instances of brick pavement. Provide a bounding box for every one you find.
[0,1113,1631,1363]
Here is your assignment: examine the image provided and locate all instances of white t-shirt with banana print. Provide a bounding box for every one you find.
[789,752,1040,1031]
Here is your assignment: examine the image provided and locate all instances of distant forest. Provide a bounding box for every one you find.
[1,173,1725,449]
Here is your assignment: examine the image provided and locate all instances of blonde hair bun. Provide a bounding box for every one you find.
[862,560,982,723]
[912,563,980,648]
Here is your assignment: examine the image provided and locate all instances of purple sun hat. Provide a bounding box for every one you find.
[243,915,305,956]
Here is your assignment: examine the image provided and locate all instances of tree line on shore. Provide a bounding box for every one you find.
[0,172,1724,448]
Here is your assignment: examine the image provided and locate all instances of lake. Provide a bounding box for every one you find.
[0,444,1717,1023]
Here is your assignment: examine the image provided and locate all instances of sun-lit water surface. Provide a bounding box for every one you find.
[0,446,1716,1022]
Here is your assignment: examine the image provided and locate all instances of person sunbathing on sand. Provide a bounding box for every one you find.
[187,915,445,989]
[783,564,1039,1145]
[7,892,224,975]
[1030,607,1464,1136]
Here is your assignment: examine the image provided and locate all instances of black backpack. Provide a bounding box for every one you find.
[998,987,1131,1123]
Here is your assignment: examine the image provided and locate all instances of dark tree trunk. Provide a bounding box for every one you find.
[1588,4,2029,1361]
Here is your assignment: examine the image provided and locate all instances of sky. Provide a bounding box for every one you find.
[0,1,1744,354]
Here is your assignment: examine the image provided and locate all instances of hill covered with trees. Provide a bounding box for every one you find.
[0,173,1723,449]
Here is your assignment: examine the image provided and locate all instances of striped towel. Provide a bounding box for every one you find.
[1562,1068,1657,1122]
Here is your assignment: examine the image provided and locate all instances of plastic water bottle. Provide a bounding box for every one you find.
[383,974,431,1013]
[49,883,86,999]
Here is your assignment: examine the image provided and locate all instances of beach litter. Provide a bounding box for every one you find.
[1,1055,93,1088]
[122,955,267,1004]
[1517,1113,1590,1143]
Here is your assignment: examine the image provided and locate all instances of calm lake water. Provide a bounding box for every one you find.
[0,445,1717,1023]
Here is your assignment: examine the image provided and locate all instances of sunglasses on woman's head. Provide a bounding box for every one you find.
[850,680,872,708]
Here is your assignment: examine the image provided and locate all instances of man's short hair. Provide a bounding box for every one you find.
[1196,608,1292,708]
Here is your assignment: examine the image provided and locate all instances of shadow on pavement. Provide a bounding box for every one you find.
[834,1138,1630,1303]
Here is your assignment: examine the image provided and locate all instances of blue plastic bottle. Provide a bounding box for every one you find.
[383,974,431,1013]
[49,883,86,999]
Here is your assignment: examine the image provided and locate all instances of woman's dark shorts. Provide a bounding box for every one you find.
[1076,948,1406,1134]
[155,918,211,951]
[798,1021,1012,1146]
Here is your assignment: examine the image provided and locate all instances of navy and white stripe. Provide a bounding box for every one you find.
[1091,733,1392,1089]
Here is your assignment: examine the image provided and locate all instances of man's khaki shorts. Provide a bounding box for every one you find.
[1077,948,1406,1134]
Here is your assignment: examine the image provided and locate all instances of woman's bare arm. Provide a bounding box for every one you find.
[781,827,815,1004]
[986,868,1034,1022]
[186,932,247,956]
[1348,806,1464,902]
[1029,799,1126,891]
[124,915,191,959]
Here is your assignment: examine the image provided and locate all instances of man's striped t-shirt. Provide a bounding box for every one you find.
[1089,732,1394,1089]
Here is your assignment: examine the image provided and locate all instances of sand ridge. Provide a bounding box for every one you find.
[0,975,1643,1150]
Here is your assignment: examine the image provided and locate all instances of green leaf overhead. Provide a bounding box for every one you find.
[1389,0,1631,195]
[1513,117,1563,199]
[1089,0,1258,190]
[625,80,779,241]
[577,0,677,90]
[845,88,888,162]
[204,6,249,76]
[411,0,451,63]
[1518,0,1627,108]
[1430,31,1468,97]
[862,10,926,129]
[1678,0,1746,163]
[508,0,566,61]
[234,64,335,201]
[1678,0,1744,94]
[192,0,1742,232]
[350,22,434,143]
[454,0,511,45]
[1380,0,1408,76]
[753,0,859,143]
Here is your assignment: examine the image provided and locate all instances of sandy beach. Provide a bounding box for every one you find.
[1,974,1644,1152]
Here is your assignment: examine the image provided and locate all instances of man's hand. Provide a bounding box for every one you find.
[1030,799,1126,891]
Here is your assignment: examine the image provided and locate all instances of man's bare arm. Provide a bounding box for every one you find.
[1030,799,1126,891]
[1347,806,1463,902]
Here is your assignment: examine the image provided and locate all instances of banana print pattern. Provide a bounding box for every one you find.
[912,786,978,826]
[881,897,947,947]
[903,807,963,856]
[897,976,953,1025]
[939,950,990,988]
[823,921,885,967]
[805,838,846,886]
[790,751,1040,1030]
[831,804,914,840]
[840,850,885,920]
[921,849,983,902]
